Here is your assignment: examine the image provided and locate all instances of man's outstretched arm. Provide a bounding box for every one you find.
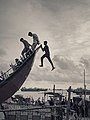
[40,44,44,51]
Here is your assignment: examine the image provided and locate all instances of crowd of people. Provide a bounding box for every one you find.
[11,95,45,106]
[46,96,89,119]
[0,31,55,81]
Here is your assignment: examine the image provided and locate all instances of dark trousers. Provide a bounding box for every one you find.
[22,48,28,57]
[41,54,54,68]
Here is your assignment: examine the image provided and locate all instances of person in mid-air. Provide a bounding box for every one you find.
[39,41,55,71]
[20,38,32,59]
[28,32,40,51]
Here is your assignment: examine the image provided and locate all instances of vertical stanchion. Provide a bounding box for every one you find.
[84,69,86,120]
[66,86,71,120]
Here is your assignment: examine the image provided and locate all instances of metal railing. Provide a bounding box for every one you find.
[0,105,67,120]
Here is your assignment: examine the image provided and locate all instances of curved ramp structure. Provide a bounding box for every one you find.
[0,46,40,104]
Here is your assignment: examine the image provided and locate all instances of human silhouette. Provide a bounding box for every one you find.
[20,38,32,59]
[15,58,22,66]
[28,32,40,51]
[39,41,55,71]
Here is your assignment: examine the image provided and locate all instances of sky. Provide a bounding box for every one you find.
[0,0,90,89]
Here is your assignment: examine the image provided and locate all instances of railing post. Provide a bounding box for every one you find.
[66,86,71,120]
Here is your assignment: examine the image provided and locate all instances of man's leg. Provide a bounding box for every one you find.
[21,50,25,59]
[47,56,55,70]
[21,48,27,59]
[32,43,37,51]
[39,54,46,67]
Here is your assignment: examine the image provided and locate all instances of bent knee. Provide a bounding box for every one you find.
[41,56,43,59]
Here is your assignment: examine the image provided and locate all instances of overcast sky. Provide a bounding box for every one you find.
[0,0,90,89]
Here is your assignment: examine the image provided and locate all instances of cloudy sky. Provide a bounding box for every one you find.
[0,0,90,89]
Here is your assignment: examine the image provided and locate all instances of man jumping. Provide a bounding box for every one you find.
[39,41,55,71]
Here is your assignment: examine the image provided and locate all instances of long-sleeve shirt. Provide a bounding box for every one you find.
[41,45,50,56]
[22,40,31,48]
[32,34,39,44]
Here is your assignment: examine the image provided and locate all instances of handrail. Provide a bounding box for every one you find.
[0,105,67,112]
[0,45,41,81]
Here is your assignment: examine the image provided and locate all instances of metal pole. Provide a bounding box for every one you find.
[66,86,71,120]
[84,69,86,120]
[53,85,56,120]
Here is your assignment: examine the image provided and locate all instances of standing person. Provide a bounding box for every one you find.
[28,32,40,51]
[20,38,32,59]
[39,41,55,71]
[0,71,5,80]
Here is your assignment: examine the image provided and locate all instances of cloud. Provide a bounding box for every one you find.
[0,0,90,88]
[80,57,90,69]
[25,55,83,85]
[0,48,6,57]
[53,55,79,71]
[0,60,9,71]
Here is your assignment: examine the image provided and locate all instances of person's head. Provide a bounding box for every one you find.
[50,97,53,101]
[44,41,47,45]
[20,38,24,42]
[28,32,33,37]
[15,58,19,63]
